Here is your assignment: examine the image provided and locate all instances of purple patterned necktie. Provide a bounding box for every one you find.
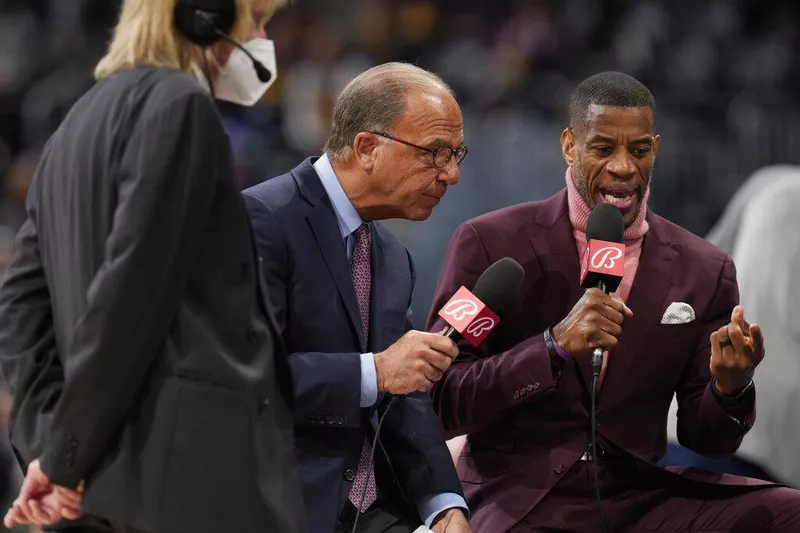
[348,224,377,511]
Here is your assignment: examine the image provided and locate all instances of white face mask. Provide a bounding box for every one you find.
[213,38,278,107]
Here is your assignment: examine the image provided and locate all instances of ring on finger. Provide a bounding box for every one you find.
[719,337,733,349]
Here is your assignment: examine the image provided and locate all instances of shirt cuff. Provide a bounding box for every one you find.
[418,492,469,529]
[360,352,378,408]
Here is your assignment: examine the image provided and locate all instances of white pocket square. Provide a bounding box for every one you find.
[661,302,695,325]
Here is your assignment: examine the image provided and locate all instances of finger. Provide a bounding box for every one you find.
[3,509,24,529]
[53,486,82,508]
[726,322,749,357]
[5,504,28,528]
[416,379,434,393]
[730,305,752,334]
[731,305,744,327]
[17,497,34,525]
[599,295,633,318]
[60,506,82,521]
[709,330,721,364]
[424,365,443,383]
[425,334,460,360]
[28,499,56,525]
[11,499,30,522]
[591,331,619,352]
[596,304,625,326]
[44,493,80,520]
[597,318,623,339]
[750,323,765,363]
[30,498,58,525]
[420,349,453,373]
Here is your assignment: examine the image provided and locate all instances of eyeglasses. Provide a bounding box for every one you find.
[370,131,468,168]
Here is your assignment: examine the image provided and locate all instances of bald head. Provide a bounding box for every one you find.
[324,62,455,161]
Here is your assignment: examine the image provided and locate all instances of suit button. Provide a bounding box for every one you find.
[317,415,326,425]
[519,388,527,397]
[344,469,356,482]
[533,382,541,390]
[258,256,264,264]
[326,415,335,425]
[335,415,344,426]
[70,438,79,449]
[513,390,519,400]
[308,415,316,425]
[555,370,562,379]
[526,384,533,392]
[554,464,566,475]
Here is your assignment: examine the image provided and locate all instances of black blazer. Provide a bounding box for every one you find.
[0,66,305,533]
[243,159,463,532]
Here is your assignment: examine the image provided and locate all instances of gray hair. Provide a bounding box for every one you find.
[323,62,455,161]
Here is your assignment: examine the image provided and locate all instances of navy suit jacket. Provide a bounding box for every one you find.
[243,158,463,532]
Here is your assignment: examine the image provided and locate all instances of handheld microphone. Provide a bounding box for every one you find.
[580,203,624,533]
[580,203,625,377]
[438,257,525,346]
[212,28,273,83]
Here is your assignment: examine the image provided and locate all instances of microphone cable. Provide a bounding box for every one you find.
[351,395,402,533]
[591,372,611,533]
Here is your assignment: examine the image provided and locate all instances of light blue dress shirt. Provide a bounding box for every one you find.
[313,155,468,528]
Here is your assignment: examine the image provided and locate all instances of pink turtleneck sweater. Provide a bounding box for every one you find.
[565,167,650,383]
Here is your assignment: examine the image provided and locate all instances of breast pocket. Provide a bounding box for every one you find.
[648,321,701,343]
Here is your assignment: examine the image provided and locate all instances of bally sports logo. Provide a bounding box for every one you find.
[580,239,626,290]
[442,299,480,321]
[438,286,501,347]
[590,246,624,269]
[465,316,496,337]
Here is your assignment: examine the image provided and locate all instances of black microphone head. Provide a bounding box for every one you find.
[586,202,624,243]
[253,61,273,83]
[471,257,525,312]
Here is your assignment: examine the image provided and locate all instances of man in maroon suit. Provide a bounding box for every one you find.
[427,71,800,532]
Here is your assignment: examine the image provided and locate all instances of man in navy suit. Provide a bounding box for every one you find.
[243,62,471,533]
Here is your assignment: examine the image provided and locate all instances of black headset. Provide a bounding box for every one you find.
[174,0,272,83]
[174,0,235,46]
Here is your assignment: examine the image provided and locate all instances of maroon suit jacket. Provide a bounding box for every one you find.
[427,190,767,532]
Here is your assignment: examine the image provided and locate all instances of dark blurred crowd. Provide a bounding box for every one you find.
[0,0,798,527]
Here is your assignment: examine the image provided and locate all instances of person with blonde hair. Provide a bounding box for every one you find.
[0,1,305,532]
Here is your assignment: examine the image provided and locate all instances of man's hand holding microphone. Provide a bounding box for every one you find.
[552,288,633,358]
[374,330,459,394]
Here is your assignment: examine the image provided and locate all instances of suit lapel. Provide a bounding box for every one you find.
[294,161,367,352]
[598,215,679,404]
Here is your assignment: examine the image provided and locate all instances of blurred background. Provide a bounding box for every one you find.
[0,0,798,529]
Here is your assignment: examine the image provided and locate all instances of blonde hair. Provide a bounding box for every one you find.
[94,0,280,80]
